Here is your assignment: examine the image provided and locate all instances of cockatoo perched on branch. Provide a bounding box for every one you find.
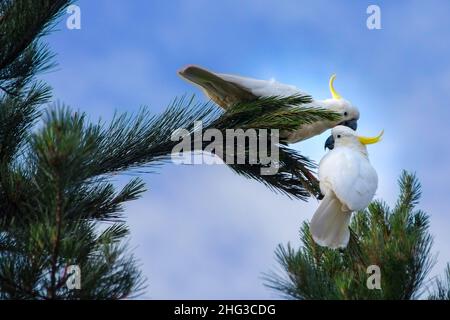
[178,65,360,143]
[310,126,383,249]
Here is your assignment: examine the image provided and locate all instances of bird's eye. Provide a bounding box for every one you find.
[337,135,341,139]
[344,112,348,116]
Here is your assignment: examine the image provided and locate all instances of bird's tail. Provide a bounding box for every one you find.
[178,65,256,108]
[310,192,352,249]
[178,65,224,87]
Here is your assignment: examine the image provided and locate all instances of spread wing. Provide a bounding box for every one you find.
[319,148,378,211]
[178,65,305,109]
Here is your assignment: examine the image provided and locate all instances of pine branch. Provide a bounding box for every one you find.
[265,171,438,300]
[0,0,72,71]
[0,0,67,161]
[211,94,340,133]
[68,178,147,221]
[395,170,422,212]
[0,1,340,299]
[226,145,321,200]
[428,264,450,300]
[0,83,51,162]
[23,95,333,205]
[0,0,148,300]
[90,95,336,200]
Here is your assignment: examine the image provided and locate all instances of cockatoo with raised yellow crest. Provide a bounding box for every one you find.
[310,126,383,249]
[178,65,360,143]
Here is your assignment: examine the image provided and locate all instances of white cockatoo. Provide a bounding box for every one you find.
[178,65,360,143]
[310,126,383,249]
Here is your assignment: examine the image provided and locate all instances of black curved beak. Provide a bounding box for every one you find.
[325,135,335,150]
[339,118,358,131]
[324,119,358,150]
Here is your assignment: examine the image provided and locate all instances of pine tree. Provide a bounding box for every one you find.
[0,0,339,299]
[428,264,450,300]
[265,171,449,300]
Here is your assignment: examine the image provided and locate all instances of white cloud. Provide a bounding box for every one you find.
[125,163,315,299]
[42,0,450,299]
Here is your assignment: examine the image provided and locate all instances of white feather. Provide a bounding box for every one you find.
[178,65,360,143]
[217,73,306,97]
[310,192,352,249]
[319,147,378,211]
[311,126,379,249]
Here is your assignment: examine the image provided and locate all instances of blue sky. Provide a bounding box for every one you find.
[43,0,450,298]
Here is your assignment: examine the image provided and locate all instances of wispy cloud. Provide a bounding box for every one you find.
[43,0,450,298]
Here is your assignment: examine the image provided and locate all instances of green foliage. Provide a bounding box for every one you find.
[0,107,147,299]
[0,0,66,162]
[210,95,340,199]
[428,264,450,300]
[217,94,339,132]
[0,0,146,299]
[265,171,438,300]
[0,0,68,96]
[0,0,340,299]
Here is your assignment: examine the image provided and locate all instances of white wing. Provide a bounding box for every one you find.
[178,65,333,143]
[319,147,378,211]
[218,73,305,97]
[178,65,306,108]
